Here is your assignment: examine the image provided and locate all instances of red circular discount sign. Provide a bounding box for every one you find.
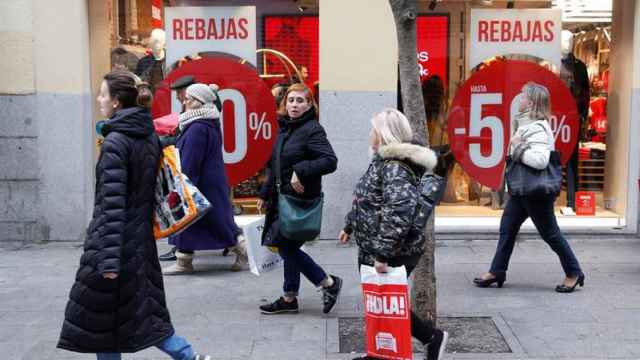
[447,60,579,189]
[153,56,277,187]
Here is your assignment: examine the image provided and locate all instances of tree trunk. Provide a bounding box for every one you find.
[388,0,437,325]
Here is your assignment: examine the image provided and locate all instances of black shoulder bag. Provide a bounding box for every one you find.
[505,124,562,197]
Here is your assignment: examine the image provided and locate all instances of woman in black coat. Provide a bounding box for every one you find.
[57,70,210,360]
[258,83,342,315]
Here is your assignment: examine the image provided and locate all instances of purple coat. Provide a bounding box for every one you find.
[172,118,239,251]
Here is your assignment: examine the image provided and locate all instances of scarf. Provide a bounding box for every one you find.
[510,109,550,161]
[178,105,220,132]
[513,109,534,132]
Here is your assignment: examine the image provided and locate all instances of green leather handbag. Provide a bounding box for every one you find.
[274,134,324,242]
[277,192,324,241]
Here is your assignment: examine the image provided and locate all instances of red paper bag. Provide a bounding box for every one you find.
[361,265,412,360]
[153,113,179,136]
[575,191,596,216]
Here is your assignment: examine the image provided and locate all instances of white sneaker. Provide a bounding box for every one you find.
[193,354,212,360]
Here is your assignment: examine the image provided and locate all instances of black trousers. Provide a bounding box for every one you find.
[490,194,583,277]
[359,255,434,345]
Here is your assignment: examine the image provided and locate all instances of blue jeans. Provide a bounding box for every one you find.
[96,334,194,360]
[490,194,583,277]
[279,242,328,297]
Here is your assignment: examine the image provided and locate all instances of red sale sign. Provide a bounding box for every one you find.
[165,6,257,68]
[152,56,277,187]
[361,266,412,360]
[575,191,596,216]
[448,60,579,189]
[470,9,562,71]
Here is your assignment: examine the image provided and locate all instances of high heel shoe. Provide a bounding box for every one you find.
[473,273,506,288]
[555,274,585,293]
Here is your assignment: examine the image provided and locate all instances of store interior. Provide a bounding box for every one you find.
[416,0,619,228]
[92,0,622,228]
[436,22,615,220]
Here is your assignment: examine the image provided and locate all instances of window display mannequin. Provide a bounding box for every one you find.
[560,30,590,209]
[136,29,166,92]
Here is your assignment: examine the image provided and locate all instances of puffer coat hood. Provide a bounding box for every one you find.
[344,142,437,265]
[102,107,155,138]
[378,143,438,172]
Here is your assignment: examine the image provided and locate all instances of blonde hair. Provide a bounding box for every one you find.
[370,108,413,146]
[523,82,552,120]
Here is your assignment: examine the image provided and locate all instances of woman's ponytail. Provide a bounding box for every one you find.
[136,82,153,108]
[104,70,154,109]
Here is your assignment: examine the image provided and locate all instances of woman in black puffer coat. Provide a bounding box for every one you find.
[57,70,210,360]
[257,83,342,316]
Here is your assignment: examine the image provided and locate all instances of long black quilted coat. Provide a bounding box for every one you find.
[58,107,174,353]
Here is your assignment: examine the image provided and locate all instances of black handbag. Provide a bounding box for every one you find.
[431,125,455,178]
[273,133,324,242]
[505,150,562,197]
[432,144,455,178]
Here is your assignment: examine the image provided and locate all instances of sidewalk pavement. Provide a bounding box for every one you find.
[2,238,640,360]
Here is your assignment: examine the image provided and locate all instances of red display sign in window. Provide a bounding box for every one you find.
[264,16,319,87]
[417,16,449,88]
[575,192,596,216]
[447,60,579,189]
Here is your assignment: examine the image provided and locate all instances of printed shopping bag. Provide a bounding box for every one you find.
[361,265,412,360]
[236,215,285,276]
[153,145,211,239]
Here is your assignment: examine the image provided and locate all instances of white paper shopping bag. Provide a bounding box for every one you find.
[235,215,284,276]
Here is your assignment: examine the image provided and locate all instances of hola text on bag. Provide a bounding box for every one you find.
[361,266,413,360]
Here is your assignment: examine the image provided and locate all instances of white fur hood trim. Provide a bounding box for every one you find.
[378,143,438,171]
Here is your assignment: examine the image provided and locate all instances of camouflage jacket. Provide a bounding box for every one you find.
[344,143,437,265]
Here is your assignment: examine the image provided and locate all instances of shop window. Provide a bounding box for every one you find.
[103,2,323,215]
[417,15,449,88]
[435,2,616,226]
[263,16,319,88]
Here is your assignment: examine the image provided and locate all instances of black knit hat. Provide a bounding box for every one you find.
[170,75,195,90]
